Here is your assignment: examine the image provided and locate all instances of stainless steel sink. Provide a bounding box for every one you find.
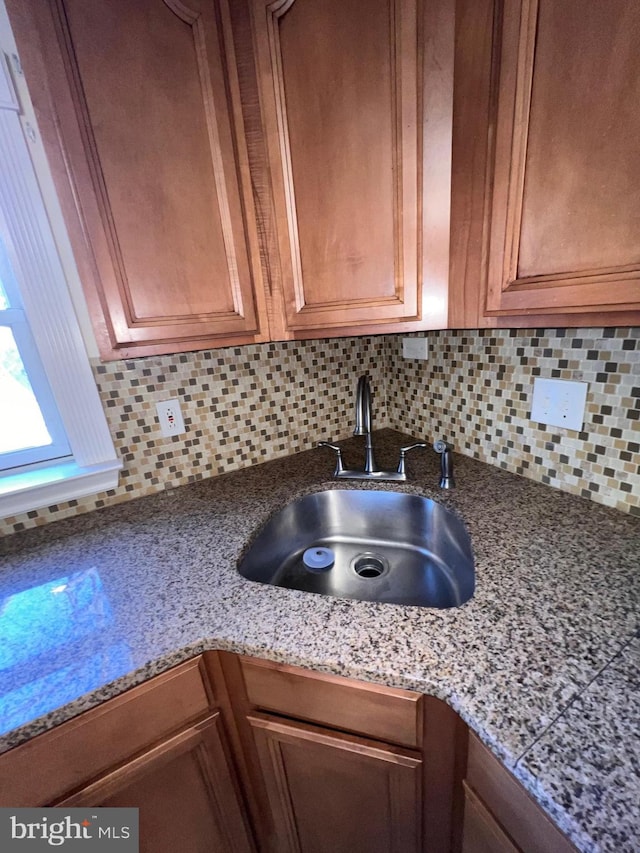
[238,490,475,608]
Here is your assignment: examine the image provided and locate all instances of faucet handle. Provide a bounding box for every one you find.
[318,441,345,476]
[397,442,427,475]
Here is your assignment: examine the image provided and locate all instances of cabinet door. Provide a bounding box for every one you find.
[9,0,268,359]
[248,713,422,853]
[250,0,452,337]
[485,0,640,317]
[60,714,254,853]
[462,784,519,853]
[464,734,577,853]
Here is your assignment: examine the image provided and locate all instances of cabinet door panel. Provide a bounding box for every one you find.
[465,734,578,853]
[60,714,254,853]
[278,0,396,309]
[248,713,422,853]
[486,0,640,316]
[462,783,519,853]
[11,0,267,357]
[252,0,430,333]
[0,657,212,808]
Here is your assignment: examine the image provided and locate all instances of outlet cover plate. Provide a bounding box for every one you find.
[531,378,588,431]
[156,399,186,438]
[402,337,429,360]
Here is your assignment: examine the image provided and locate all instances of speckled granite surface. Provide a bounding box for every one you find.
[0,430,638,852]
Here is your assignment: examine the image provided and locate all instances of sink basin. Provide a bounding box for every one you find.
[238,490,475,608]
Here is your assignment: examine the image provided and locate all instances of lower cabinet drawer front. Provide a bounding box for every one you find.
[0,656,213,806]
[239,656,422,748]
[462,783,519,853]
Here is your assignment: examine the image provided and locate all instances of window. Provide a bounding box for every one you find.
[0,239,71,470]
[0,7,120,518]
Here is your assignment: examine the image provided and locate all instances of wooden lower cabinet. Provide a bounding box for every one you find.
[462,734,578,853]
[0,655,255,853]
[0,654,581,853]
[462,784,519,853]
[248,713,422,853]
[61,713,254,853]
[219,653,459,853]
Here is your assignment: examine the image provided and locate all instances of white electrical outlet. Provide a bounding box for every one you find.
[530,378,588,431]
[402,337,429,360]
[156,399,186,438]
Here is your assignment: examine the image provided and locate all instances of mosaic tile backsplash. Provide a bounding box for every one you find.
[386,328,639,516]
[1,327,638,534]
[0,337,388,534]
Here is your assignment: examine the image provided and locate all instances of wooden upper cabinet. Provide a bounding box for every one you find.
[9,0,269,358]
[485,0,640,317]
[250,0,453,337]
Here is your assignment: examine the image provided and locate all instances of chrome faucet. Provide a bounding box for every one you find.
[353,375,377,473]
[319,375,430,482]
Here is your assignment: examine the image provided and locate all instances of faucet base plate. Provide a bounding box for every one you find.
[335,470,408,482]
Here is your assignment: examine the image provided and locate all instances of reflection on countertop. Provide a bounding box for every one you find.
[0,429,638,852]
[0,568,132,736]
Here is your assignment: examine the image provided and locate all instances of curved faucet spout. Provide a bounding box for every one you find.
[354,375,372,436]
[319,376,427,481]
[353,375,376,473]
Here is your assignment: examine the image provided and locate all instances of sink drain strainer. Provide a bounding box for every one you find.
[352,553,389,579]
[302,547,335,571]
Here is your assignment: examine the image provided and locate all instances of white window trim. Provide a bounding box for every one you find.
[0,460,122,517]
[0,41,121,518]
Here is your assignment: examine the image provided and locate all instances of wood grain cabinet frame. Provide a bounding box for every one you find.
[462,783,519,853]
[484,0,640,318]
[0,655,256,853]
[0,652,583,853]
[8,0,270,359]
[218,653,463,853]
[249,0,454,338]
[463,733,578,853]
[59,713,255,853]
[249,712,423,853]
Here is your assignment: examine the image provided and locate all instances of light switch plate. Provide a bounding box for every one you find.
[531,378,588,431]
[402,337,429,360]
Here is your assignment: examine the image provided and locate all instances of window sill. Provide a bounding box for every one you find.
[0,458,122,518]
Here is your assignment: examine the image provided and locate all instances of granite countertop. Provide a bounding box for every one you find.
[0,430,638,852]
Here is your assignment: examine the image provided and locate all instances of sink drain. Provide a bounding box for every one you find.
[352,553,389,579]
[302,547,335,571]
